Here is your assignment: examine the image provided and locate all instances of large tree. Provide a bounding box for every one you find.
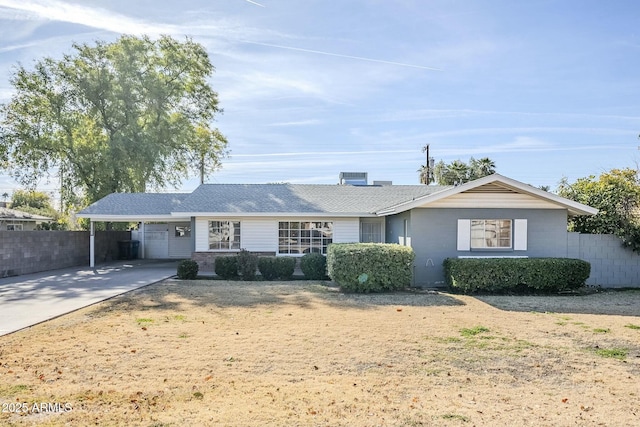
[557,168,640,252]
[0,34,228,208]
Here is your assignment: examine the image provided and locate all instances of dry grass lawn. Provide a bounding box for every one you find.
[1,280,639,426]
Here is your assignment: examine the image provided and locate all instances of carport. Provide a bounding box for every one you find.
[76,193,194,267]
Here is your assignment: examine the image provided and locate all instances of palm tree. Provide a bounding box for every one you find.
[470,157,496,180]
[417,165,429,184]
[448,160,470,185]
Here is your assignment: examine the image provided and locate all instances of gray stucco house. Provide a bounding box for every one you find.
[77,173,597,285]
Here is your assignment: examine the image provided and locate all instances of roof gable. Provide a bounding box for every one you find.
[378,174,598,216]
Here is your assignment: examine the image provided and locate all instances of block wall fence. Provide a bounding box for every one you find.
[0,231,130,277]
[568,232,640,287]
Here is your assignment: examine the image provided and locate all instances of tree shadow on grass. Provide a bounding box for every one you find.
[90,279,466,316]
[309,285,466,309]
[473,290,640,317]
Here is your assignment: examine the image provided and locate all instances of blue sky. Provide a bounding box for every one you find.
[1,0,639,199]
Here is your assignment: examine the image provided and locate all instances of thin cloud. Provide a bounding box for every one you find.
[378,108,640,123]
[0,0,175,35]
[241,40,443,71]
[233,149,417,158]
[422,127,636,139]
[243,0,265,7]
[267,119,322,127]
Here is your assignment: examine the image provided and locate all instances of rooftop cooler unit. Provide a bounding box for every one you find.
[339,172,368,186]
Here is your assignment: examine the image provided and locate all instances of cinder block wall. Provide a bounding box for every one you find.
[0,231,130,277]
[570,233,640,287]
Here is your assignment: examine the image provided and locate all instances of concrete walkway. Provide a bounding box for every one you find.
[0,260,177,336]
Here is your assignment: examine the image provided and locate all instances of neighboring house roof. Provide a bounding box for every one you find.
[0,207,52,222]
[77,174,598,220]
[172,184,448,216]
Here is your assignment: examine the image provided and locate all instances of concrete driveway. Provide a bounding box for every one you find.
[0,260,177,336]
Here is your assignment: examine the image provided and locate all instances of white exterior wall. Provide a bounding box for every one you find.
[332,218,360,243]
[195,218,213,252]
[194,216,361,252]
[242,218,278,251]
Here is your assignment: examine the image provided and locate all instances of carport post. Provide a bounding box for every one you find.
[90,221,95,268]
[139,221,145,259]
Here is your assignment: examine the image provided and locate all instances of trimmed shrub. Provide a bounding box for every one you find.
[214,256,238,279]
[177,259,199,280]
[300,253,327,280]
[327,243,415,292]
[258,257,279,280]
[237,249,258,281]
[275,256,296,280]
[258,256,297,280]
[443,257,591,294]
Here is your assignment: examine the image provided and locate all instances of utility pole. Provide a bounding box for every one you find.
[421,144,435,185]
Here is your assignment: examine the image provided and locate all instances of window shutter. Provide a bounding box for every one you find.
[514,219,528,251]
[457,219,471,251]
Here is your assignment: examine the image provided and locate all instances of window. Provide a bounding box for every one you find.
[360,221,383,243]
[175,226,191,238]
[279,221,333,254]
[7,224,23,231]
[470,219,512,249]
[208,221,240,250]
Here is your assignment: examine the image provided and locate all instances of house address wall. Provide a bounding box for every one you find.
[568,233,640,287]
[0,231,130,277]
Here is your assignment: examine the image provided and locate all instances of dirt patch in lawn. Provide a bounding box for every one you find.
[1,280,639,426]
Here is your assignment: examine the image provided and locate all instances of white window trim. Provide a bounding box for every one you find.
[278,220,333,255]
[457,218,527,252]
[175,225,191,238]
[471,219,512,249]
[208,220,241,251]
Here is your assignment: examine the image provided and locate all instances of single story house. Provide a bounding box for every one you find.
[77,173,597,286]
[0,206,52,231]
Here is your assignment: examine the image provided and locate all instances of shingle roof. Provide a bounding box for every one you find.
[78,193,190,216]
[0,207,52,221]
[77,184,449,217]
[76,175,598,219]
[174,184,449,215]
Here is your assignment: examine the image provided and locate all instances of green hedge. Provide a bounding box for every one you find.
[214,256,238,279]
[300,253,327,280]
[327,243,415,292]
[443,257,591,294]
[258,257,279,280]
[258,256,296,280]
[237,249,258,281]
[177,259,199,280]
[275,257,296,280]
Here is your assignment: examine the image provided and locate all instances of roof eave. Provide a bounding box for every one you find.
[76,214,190,221]
[171,211,377,218]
